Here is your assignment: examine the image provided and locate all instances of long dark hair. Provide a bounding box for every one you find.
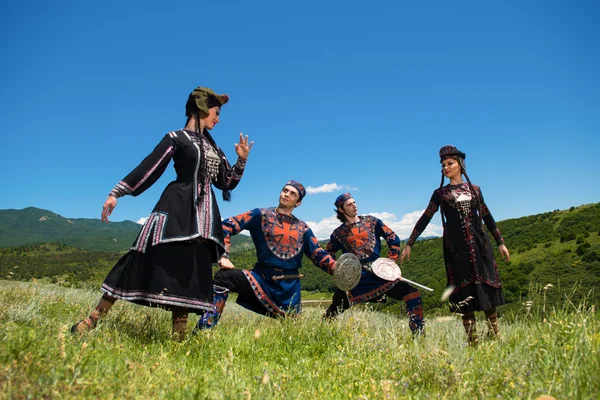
[335,209,347,223]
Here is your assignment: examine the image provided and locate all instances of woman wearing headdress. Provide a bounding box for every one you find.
[400,145,510,345]
[71,86,254,339]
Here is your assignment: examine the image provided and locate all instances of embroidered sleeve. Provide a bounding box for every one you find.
[325,231,343,259]
[221,208,261,257]
[304,229,336,275]
[478,187,505,246]
[213,151,247,191]
[377,218,400,261]
[109,133,176,198]
[406,190,440,247]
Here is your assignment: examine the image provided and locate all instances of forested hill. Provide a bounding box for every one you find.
[0,207,140,251]
[1,203,599,312]
[403,202,600,310]
[227,203,600,310]
[0,207,254,252]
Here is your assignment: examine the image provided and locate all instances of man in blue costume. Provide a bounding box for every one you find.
[195,180,336,329]
[324,193,425,335]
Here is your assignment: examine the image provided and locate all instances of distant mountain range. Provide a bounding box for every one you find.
[0,207,254,252]
[2,203,599,315]
[0,207,437,253]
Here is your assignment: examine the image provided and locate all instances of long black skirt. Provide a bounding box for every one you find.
[449,282,505,314]
[101,241,215,314]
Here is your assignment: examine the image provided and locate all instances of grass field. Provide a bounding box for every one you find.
[0,280,598,399]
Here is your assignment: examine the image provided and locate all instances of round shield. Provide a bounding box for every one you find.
[333,253,362,291]
[371,258,401,281]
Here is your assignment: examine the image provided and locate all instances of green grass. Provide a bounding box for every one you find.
[1,280,598,399]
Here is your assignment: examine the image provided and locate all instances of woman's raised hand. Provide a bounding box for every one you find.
[234,132,254,160]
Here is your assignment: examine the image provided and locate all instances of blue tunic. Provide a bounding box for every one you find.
[222,207,335,316]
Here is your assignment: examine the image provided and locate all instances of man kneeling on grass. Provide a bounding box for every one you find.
[194,180,336,330]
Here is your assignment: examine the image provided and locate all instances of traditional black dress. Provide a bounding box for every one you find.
[101,129,246,313]
[407,183,505,313]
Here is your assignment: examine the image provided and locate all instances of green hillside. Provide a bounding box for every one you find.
[392,203,600,313]
[225,203,600,313]
[0,243,122,287]
[0,207,140,251]
[2,280,597,399]
[1,203,599,314]
[0,207,255,253]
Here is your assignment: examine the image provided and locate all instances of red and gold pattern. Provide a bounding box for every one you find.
[328,215,400,263]
[332,217,377,261]
[262,209,308,260]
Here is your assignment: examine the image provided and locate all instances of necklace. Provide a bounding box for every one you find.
[452,186,472,215]
[201,137,220,182]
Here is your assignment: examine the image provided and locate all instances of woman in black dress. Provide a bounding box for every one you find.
[71,86,253,339]
[400,145,510,344]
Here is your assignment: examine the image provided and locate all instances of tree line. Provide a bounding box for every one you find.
[1,203,598,313]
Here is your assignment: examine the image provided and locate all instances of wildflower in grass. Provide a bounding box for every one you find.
[441,285,455,301]
[58,330,65,359]
[262,370,270,385]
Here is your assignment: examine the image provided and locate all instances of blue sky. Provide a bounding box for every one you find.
[1,0,599,240]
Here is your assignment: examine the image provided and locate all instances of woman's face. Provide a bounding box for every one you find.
[201,106,221,130]
[441,157,462,180]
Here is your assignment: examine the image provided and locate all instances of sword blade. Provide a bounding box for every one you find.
[400,277,434,291]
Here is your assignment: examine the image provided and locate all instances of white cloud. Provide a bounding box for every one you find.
[306,210,442,240]
[370,210,442,239]
[306,183,359,195]
[306,183,342,194]
[305,215,343,240]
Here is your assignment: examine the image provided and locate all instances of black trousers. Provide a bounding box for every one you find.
[326,280,418,316]
[214,269,271,316]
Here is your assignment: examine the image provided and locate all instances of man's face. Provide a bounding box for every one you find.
[279,185,301,208]
[341,198,357,218]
